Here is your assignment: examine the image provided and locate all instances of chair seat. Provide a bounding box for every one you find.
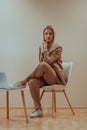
[41,84,66,91]
[0,87,29,91]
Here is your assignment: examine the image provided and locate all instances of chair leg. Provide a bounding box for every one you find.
[21,91,29,123]
[63,90,75,115]
[54,92,56,113]
[6,91,9,119]
[40,90,45,100]
[52,90,56,118]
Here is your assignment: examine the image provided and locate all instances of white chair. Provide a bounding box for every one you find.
[0,72,29,123]
[0,88,29,123]
[40,62,75,117]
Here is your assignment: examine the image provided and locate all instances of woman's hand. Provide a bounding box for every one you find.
[43,42,48,49]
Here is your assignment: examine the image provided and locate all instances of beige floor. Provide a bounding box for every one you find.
[0,107,87,130]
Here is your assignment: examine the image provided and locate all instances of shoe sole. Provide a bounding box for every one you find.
[30,114,43,118]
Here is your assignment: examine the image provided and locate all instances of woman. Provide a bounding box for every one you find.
[21,25,66,118]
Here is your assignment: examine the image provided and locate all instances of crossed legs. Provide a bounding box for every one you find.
[28,62,58,110]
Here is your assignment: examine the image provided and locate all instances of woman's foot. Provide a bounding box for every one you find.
[30,108,43,118]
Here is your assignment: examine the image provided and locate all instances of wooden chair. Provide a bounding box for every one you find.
[0,88,29,123]
[0,72,29,123]
[40,62,75,117]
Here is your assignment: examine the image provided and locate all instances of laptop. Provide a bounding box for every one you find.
[0,72,25,89]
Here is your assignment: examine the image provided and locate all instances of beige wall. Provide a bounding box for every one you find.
[0,0,87,107]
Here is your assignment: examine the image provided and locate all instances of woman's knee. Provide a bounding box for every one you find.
[28,78,42,89]
[39,61,50,68]
[28,79,35,89]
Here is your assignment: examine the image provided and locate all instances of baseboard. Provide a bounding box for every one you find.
[0,106,87,109]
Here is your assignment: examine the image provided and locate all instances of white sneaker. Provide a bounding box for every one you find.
[30,109,43,118]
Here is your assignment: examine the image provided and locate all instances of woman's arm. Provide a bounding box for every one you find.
[39,46,44,62]
[43,45,62,64]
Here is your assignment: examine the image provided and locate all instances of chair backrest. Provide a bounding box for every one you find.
[0,72,9,89]
[62,62,73,84]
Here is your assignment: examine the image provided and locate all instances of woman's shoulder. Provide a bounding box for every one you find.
[53,43,62,49]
